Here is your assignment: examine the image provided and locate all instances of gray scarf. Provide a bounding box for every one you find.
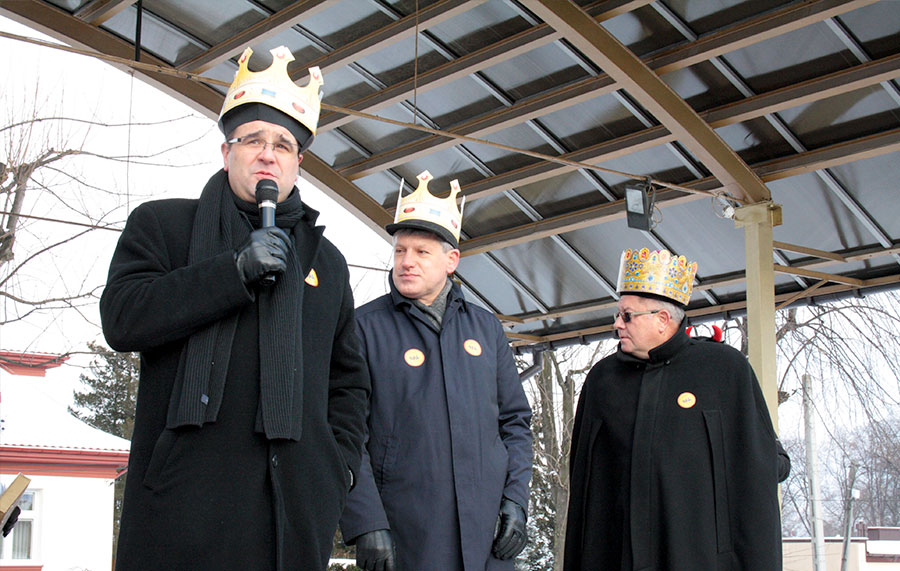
[412,278,453,331]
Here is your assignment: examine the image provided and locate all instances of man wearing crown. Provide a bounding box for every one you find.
[562,248,784,570]
[339,172,532,571]
[100,47,369,570]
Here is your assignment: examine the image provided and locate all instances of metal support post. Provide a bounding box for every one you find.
[734,201,782,429]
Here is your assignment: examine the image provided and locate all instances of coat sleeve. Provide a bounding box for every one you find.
[568,376,590,483]
[776,438,791,483]
[340,323,392,543]
[494,320,533,512]
[100,202,253,352]
[728,353,783,568]
[327,271,372,498]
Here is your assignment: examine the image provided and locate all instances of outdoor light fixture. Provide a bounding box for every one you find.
[624,179,654,231]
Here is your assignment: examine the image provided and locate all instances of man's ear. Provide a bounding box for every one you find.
[221,142,230,172]
[446,248,460,274]
[657,309,672,332]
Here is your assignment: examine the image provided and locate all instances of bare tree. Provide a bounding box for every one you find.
[518,342,612,570]
[831,419,900,529]
[719,292,900,537]
[1,73,216,352]
[771,295,900,426]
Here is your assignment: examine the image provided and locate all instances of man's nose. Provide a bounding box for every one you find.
[258,143,278,161]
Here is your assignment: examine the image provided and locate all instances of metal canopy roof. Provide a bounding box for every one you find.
[4,0,900,349]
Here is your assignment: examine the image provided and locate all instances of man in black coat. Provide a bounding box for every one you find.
[340,172,533,571]
[100,46,369,570]
[564,248,784,570]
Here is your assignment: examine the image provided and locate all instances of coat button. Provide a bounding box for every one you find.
[271,454,279,467]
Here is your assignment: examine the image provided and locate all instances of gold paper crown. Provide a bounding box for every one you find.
[219,46,323,149]
[616,248,698,306]
[387,171,465,248]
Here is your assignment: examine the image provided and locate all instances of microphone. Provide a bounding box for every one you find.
[255,179,280,286]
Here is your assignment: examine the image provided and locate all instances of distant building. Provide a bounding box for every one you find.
[784,528,900,570]
[0,351,130,571]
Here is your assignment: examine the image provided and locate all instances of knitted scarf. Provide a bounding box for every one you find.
[411,278,453,331]
[166,170,310,440]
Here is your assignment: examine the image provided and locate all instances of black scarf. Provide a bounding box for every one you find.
[166,170,314,440]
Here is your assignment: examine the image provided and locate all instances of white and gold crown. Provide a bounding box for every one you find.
[219,46,323,151]
[616,248,698,306]
[386,171,466,248]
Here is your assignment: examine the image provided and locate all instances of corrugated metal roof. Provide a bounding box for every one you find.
[4,0,900,349]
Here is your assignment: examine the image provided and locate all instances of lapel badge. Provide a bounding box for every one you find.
[463,339,482,356]
[305,268,319,286]
[404,348,425,367]
[677,392,697,409]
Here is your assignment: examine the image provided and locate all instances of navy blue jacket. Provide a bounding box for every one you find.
[341,278,532,570]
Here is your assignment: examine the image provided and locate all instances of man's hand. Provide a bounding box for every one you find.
[492,497,527,560]
[355,529,397,571]
[234,227,291,286]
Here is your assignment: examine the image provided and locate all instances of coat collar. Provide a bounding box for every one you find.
[388,273,468,313]
[616,328,690,366]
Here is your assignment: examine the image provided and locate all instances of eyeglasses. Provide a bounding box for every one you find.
[615,309,661,323]
[227,136,298,156]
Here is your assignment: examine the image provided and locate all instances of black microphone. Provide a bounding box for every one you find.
[255,179,279,286]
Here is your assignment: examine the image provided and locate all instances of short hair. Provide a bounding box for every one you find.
[392,228,455,253]
[645,297,685,325]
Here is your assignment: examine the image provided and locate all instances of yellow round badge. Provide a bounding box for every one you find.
[677,392,697,409]
[404,348,425,367]
[464,339,482,356]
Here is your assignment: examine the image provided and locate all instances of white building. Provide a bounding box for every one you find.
[0,351,130,571]
[784,529,900,570]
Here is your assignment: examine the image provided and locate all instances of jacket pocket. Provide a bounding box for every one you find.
[142,429,177,491]
[375,435,399,489]
[703,410,733,553]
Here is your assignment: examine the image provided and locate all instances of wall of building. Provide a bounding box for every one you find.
[784,539,900,571]
[1,473,117,571]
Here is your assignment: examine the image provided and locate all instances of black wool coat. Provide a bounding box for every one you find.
[100,177,369,570]
[564,331,782,571]
[340,279,532,571]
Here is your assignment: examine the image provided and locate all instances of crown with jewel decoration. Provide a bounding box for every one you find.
[218,46,323,152]
[386,171,466,248]
[616,248,698,306]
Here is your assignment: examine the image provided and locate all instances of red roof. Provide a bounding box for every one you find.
[0,351,69,376]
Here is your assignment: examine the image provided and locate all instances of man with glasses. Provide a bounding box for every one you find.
[563,248,784,570]
[101,47,369,570]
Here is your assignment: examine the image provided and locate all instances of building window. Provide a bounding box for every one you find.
[1,490,36,561]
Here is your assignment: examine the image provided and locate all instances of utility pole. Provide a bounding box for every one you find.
[804,373,827,571]
[840,462,859,571]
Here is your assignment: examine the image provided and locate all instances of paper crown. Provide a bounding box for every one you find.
[218,46,323,152]
[616,248,698,306]
[385,171,466,248]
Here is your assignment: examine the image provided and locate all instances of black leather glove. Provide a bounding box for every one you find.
[234,227,291,286]
[355,529,397,571]
[2,506,20,537]
[492,497,527,560]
